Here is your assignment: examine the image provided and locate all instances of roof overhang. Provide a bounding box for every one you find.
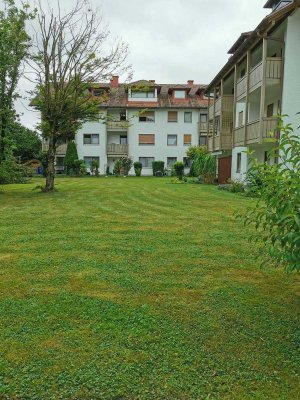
[205,0,300,93]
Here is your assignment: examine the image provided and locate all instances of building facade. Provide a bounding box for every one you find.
[44,78,209,175]
[205,0,300,182]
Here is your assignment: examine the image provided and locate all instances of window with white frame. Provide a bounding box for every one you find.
[167,134,177,146]
[167,157,177,168]
[200,114,207,123]
[184,112,192,123]
[131,91,155,98]
[174,90,186,99]
[84,156,100,168]
[139,157,154,168]
[83,134,99,145]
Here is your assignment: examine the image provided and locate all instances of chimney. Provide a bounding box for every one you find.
[187,80,194,85]
[111,76,119,88]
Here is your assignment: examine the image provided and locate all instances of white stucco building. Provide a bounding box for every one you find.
[50,79,209,175]
[205,0,300,182]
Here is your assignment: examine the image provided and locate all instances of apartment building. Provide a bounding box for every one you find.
[206,0,300,182]
[45,78,209,175]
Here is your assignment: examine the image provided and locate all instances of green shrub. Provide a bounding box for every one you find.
[91,159,99,176]
[119,157,133,176]
[173,161,184,180]
[193,152,216,183]
[0,159,31,184]
[133,161,142,177]
[244,117,300,272]
[113,160,121,176]
[152,161,164,176]
[218,181,245,193]
[64,141,78,174]
[72,159,86,175]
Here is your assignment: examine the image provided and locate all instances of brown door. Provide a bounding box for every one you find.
[218,156,232,183]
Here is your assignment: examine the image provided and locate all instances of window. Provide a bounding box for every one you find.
[131,91,155,98]
[167,157,177,168]
[139,157,154,168]
[167,135,177,146]
[240,68,246,78]
[238,111,244,127]
[84,156,100,168]
[83,134,99,145]
[168,111,178,122]
[174,90,186,99]
[267,103,274,118]
[139,111,155,122]
[200,114,207,123]
[183,157,191,168]
[199,136,207,146]
[184,112,192,123]
[93,88,106,97]
[139,134,155,145]
[236,153,241,173]
[184,134,192,146]
[120,111,126,121]
[56,156,64,167]
[120,136,127,145]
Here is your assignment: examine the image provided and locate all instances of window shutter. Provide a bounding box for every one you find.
[184,134,192,145]
[139,134,155,145]
[168,111,178,122]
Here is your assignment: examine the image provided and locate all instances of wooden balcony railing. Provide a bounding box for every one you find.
[42,142,67,154]
[106,143,128,156]
[249,62,263,91]
[106,120,129,131]
[199,122,208,133]
[234,116,279,146]
[208,134,233,152]
[236,75,247,99]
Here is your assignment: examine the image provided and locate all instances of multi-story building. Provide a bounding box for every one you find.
[206,0,300,182]
[44,78,209,175]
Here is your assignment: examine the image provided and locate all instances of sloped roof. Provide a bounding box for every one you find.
[92,81,209,109]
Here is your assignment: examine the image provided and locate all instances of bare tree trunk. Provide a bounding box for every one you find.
[44,137,56,192]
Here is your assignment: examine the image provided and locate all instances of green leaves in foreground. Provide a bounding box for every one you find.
[244,116,300,272]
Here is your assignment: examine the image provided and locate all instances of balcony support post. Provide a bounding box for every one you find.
[259,38,268,143]
[212,87,217,151]
[233,64,238,147]
[244,51,251,147]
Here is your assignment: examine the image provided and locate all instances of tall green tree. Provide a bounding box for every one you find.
[64,141,78,174]
[0,0,34,161]
[6,121,41,161]
[30,0,131,192]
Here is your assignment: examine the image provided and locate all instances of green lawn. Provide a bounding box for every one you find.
[0,177,299,400]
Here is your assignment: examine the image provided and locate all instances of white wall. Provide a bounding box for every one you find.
[127,109,200,176]
[231,146,248,181]
[235,102,246,127]
[75,108,203,176]
[282,8,300,130]
[76,111,107,174]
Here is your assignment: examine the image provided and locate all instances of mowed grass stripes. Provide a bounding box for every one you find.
[0,177,299,400]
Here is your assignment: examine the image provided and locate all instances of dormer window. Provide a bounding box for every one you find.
[93,88,106,97]
[174,90,186,99]
[131,91,155,98]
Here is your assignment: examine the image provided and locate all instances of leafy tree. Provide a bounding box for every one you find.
[244,117,300,272]
[193,151,216,183]
[64,142,78,174]
[186,145,207,160]
[30,0,131,191]
[120,156,133,176]
[6,122,41,161]
[0,0,35,161]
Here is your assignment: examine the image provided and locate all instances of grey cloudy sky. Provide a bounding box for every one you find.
[18,0,269,128]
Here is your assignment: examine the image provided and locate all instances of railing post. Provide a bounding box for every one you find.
[259,37,268,143]
[244,51,251,147]
[233,64,238,148]
[212,87,217,151]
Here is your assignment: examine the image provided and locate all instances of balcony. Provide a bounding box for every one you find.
[106,120,129,131]
[233,116,279,146]
[208,134,232,152]
[198,122,208,133]
[236,58,282,100]
[209,95,234,119]
[106,143,128,156]
[42,142,67,154]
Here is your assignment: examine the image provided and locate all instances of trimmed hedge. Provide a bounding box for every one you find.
[152,161,164,176]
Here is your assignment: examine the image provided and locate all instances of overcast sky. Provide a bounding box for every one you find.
[17,0,269,128]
